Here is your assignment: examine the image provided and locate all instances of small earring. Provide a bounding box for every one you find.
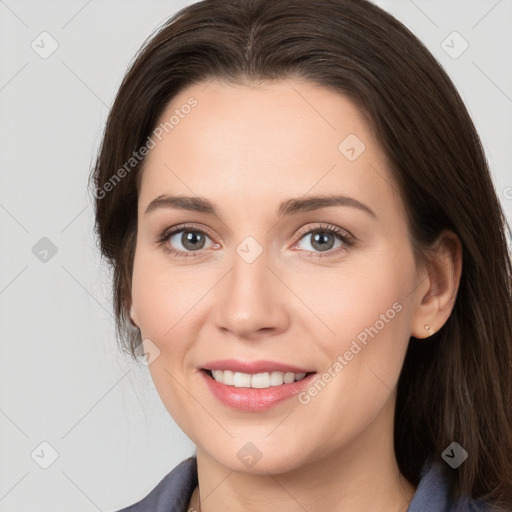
[424,324,435,336]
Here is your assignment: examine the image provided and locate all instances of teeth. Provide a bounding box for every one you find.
[209,370,308,388]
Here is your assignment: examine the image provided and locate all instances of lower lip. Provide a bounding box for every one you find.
[200,370,316,412]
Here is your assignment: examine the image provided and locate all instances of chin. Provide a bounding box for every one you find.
[202,439,311,475]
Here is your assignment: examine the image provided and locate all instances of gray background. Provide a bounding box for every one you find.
[0,1,510,511]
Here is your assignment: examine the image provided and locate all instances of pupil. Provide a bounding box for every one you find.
[183,231,204,250]
[312,232,334,251]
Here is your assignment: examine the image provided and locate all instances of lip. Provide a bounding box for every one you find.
[201,359,314,374]
[200,369,317,412]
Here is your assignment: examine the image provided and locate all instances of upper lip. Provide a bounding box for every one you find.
[201,359,315,374]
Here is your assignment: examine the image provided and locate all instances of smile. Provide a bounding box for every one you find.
[200,369,317,412]
[205,369,310,388]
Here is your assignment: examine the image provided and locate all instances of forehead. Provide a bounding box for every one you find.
[138,79,400,219]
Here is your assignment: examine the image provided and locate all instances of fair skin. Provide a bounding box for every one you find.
[130,78,462,512]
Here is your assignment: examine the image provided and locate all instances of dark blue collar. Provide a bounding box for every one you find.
[115,455,493,511]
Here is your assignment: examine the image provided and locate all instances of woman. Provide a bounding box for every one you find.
[90,0,512,510]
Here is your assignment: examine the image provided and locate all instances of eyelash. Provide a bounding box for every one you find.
[156,222,355,259]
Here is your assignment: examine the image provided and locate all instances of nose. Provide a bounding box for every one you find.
[213,246,290,340]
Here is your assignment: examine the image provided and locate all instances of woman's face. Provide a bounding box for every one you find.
[130,79,428,473]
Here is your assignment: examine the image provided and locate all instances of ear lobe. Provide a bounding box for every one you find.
[410,230,463,339]
[129,303,139,328]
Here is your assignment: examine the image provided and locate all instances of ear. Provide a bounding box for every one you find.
[411,230,463,339]
[129,302,139,328]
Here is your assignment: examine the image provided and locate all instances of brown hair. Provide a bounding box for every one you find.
[89,0,512,508]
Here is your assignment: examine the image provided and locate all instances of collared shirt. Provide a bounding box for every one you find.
[113,456,495,512]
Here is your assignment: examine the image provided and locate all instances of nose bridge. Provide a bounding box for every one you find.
[213,234,288,337]
[228,236,275,307]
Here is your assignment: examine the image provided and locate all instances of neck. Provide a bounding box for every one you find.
[191,456,415,512]
[189,396,416,512]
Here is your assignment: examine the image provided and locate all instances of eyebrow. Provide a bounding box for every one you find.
[144,193,377,219]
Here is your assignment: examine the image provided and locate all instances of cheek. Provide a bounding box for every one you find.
[131,246,206,339]
[293,251,416,408]
[291,260,414,441]
[131,253,203,430]
[296,255,412,342]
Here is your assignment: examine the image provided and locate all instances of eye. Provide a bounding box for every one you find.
[157,222,355,259]
[157,224,217,258]
[293,223,354,258]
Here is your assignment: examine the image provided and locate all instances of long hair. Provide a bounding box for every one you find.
[89,0,512,508]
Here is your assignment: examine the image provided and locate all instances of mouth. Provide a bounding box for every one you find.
[200,367,318,412]
[201,368,316,389]
[198,358,318,411]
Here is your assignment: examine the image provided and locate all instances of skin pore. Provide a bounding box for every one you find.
[129,79,462,512]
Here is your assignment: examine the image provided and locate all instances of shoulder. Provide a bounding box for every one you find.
[407,458,497,512]
[112,455,198,512]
